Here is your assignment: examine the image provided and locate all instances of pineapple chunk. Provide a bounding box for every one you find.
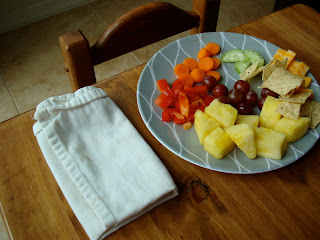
[259,95,282,129]
[225,123,257,159]
[205,99,238,128]
[203,127,236,159]
[274,117,310,142]
[254,127,287,160]
[236,115,259,129]
[194,110,221,145]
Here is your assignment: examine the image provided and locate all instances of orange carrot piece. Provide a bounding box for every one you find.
[206,71,221,81]
[174,63,189,77]
[190,68,206,83]
[197,47,211,60]
[179,73,194,86]
[198,57,214,72]
[183,58,198,71]
[205,42,220,55]
[211,57,220,70]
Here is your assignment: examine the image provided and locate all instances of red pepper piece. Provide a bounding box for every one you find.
[154,93,174,109]
[156,79,170,92]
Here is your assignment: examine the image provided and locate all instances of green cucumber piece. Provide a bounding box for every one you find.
[235,59,251,74]
[244,49,265,67]
[221,49,249,62]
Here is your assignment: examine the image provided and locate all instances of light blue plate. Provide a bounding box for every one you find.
[137,32,320,174]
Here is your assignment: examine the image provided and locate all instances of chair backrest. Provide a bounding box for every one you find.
[59,0,220,91]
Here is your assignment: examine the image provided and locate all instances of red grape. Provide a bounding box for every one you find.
[244,91,258,106]
[228,88,244,106]
[234,80,250,93]
[258,97,266,110]
[202,76,217,92]
[212,84,228,97]
[261,88,278,98]
[216,95,230,104]
[237,102,253,115]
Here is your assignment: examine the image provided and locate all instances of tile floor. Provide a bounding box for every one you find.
[0,0,275,237]
[0,0,276,123]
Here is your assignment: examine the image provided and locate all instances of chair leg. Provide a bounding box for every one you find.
[191,0,221,34]
[59,30,96,91]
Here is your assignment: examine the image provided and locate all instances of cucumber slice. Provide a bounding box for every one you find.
[235,59,251,74]
[221,49,249,62]
[244,49,265,67]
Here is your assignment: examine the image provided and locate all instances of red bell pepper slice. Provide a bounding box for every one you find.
[171,79,184,95]
[203,95,215,106]
[188,94,201,103]
[194,85,208,98]
[162,108,174,122]
[179,94,189,117]
[183,85,197,95]
[156,79,170,92]
[154,93,174,109]
[162,87,177,106]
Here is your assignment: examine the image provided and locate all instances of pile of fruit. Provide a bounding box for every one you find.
[154,44,319,161]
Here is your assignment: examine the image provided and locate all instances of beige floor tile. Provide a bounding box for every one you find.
[219,0,275,27]
[89,0,193,26]
[94,52,142,82]
[0,5,107,113]
[0,73,19,122]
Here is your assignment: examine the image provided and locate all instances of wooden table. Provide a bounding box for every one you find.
[1,4,320,240]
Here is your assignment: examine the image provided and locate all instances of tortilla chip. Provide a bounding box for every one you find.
[260,67,304,97]
[300,100,320,129]
[278,92,311,104]
[262,58,288,81]
[276,101,301,120]
[310,101,320,129]
[240,61,259,81]
[300,100,313,118]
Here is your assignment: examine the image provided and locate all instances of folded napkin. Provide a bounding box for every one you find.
[33,86,178,240]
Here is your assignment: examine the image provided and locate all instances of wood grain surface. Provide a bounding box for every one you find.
[0,4,320,240]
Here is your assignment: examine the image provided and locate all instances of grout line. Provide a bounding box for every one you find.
[130,52,143,65]
[0,201,14,240]
[87,3,108,27]
[0,71,21,114]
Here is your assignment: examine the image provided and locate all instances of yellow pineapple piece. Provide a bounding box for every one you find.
[254,127,287,160]
[205,99,238,128]
[225,123,256,159]
[236,115,259,129]
[259,95,282,129]
[274,117,311,143]
[194,110,221,145]
[203,127,236,159]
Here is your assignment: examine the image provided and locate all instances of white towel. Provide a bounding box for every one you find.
[33,86,178,240]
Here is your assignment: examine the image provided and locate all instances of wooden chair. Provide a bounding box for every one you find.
[59,0,221,92]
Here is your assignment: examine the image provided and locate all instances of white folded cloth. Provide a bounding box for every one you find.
[33,86,178,240]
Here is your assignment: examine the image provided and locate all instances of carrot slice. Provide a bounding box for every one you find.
[190,68,205,83]
[205,42,220,55]
[197,47,211,60]
[174,63,189,77]
[206,71,221,81]
[183,58,198,71]
[179,73,194,86]
[198,57,214,72]
[211,57,220,70]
